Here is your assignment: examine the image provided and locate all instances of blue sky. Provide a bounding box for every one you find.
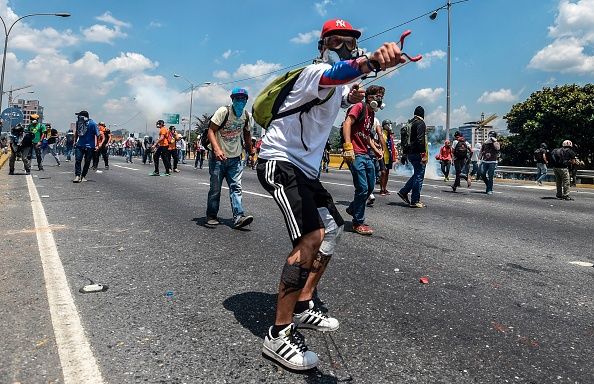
[2,0,593,135]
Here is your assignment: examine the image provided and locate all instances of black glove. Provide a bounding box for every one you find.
[400,155,408,165]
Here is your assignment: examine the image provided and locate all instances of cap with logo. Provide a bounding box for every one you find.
[231,87,249,99]
[320,19,361,39]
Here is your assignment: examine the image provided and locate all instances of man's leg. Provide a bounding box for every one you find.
[347,156,368,225]
[225,157,246,220]
[74,147,83,177]
[34,146,43,170]
[81,149,93,178]
[92,149,100,169]
[162,149,171,173]
[8,145,17,173]
[153,148,160,173]
[561,168,570,197]
[486,164,496,193]
[101,147,109,167]
[206,156,224,219]
[410,156,426,204]
[51,147,60,165]
[171,149,179,170]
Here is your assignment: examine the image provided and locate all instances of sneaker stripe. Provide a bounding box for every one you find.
[285,351,298,361]
[312,318,323,326]
[276,345,287,355]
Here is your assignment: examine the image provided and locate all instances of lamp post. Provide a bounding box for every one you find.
[173,74,211,152]
[431,1,452,140]
[0,12,70,112]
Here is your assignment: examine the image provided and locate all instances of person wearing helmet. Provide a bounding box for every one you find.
[379,119,397,195]
[205,87,254,228]
[28,113,45,171]
[478,130,501,195]
[550,140,577,200]
[256,19,404,371]
[150,120,171,176]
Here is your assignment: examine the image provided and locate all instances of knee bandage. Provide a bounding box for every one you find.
[280,262,309,290]
[319,224,344,256]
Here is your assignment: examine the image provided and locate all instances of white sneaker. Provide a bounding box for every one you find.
[367,193,376,206]
[293,301,339,332]
[72,176,80,183]
[262,324,318,371]
[81,177,88,182]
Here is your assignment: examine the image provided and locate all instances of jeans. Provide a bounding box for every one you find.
[536,163,547,183]
[93,146,109,168]
[75,147,94,177]
[9,144,32,172]
[143,148,153,164]
[554,168,570,197]
[170,149,179,170]
[481,162,497,193]
[65,146,73,161]
[453,158,469,189]
[207,155,244,220]
[440,160,451,178]
[347,154,375,225]
[180,149,186,164]
[470,161,479,177]
[399,153,426,204]
[126,148,133,163]
[33,145,43,169]
[195,151,204,168]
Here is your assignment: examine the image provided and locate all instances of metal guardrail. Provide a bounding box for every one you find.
[497,166,594,179]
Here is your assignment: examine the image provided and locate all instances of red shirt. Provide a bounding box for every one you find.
[347,103,375,155]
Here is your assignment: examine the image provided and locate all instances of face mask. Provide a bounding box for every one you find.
[31,119,38,124]
[322,46,354,65]
[369,99,385,112]
[232,99,247,116]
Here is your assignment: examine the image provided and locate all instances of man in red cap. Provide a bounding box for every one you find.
[257,18,404,371]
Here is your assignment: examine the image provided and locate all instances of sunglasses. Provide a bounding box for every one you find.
[323,35,357,51]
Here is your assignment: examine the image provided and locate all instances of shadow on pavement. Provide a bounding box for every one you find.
[541,196,559,200]
[223,291,276,339]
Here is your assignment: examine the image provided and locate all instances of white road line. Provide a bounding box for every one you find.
[26,176,105,384]
[112,164,139,171]
[199,182,272,198]
[321,180,353,188]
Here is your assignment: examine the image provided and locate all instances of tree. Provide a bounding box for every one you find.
[502,84,593,168]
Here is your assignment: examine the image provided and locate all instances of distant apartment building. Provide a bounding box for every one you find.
[10,99,44,126]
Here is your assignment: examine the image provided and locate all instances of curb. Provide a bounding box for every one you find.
[0,149,10,170]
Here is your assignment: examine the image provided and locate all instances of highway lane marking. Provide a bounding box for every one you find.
[26,175,105,384]
[199,182,272,199]
[112,164,140,171]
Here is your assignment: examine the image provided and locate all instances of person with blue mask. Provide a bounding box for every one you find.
[205,87,256,229]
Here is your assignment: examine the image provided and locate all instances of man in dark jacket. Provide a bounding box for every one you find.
[551,140,577,200]
[451,130,471,192]
[397,106,427,208]
[479,131,501,195]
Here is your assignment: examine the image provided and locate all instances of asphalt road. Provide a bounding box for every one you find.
[1,155,593,384]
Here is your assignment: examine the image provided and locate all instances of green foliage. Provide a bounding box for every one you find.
[502,84,593,168]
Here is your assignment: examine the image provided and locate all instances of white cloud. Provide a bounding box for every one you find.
[148,21,162,28]
[315,0,333,16]
[417,50,446,69]
[96,11,131,28]
[83,24,127,44]
[234,60,282,78]
[103,96,132,112]
[397,87,444,107]
[425,105,471,128]
[213,70,231,79]
[477,88,518,104]
[222,49,240,59]
[529,0,594,75]
[108,52,158,73]
[290,30,321,44]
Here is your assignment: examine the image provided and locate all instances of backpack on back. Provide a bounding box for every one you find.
[454,139,469,159]
[200,107,231,151]
[252,67,336,131]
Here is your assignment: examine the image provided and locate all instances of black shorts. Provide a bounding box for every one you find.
[257,159,344,246]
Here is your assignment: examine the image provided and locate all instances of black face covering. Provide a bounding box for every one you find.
[333,45,354,60]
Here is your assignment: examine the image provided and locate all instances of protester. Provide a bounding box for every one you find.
[168,126,180,172]
[28,113,45,171]
[92,122,111,170]
[479,131,500,195]
[150,120,171,176]
[8,123,32,175]
[72,110,99,183]
[450,131,471,192]
[436,139,452,182]
[343,85,385,234]
[41,123,61,166]
[550,140,577,200]
[178,135,187,164]
[205,87,255,228]
[142,135,154,164]
[125,134,136,163]
[379,119,397,195]
[470,143,481,181]
[397,106,428,207]
[534,143,549,186]
[194,137,205,169]
[64,129,74,162]
[255,18,404,370]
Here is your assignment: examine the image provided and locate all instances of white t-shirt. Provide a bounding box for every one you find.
[211,106,250,158]
[259,63,353,179]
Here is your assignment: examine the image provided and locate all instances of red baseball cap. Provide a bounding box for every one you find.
[320,19,361,39]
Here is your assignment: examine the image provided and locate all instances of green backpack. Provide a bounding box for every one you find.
[252,67,335,150]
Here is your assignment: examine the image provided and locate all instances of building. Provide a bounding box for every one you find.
[10,99,44,126]
[451,114,496,148]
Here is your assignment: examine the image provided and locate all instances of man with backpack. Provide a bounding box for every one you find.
[342,85,385,234]
[550,140,577,200]
[534,143,549,186]
[397,106,428,207]
[72,110,99,183]
[28,113,45,171]
[8,123,33,175]
[205,87,255,229]
[479,131,500,195]
[254,18,404,370]
[450,131,471,192]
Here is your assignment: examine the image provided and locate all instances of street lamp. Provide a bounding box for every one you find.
[0,12,70,112]
[430,1,452,140]
[173,73,211,155]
